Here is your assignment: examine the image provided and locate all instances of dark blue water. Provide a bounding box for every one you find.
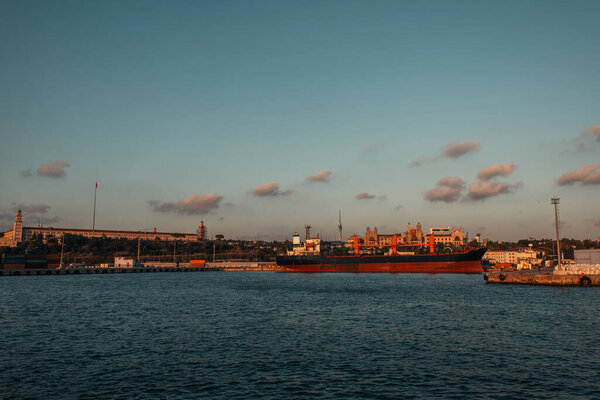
[1,272,599,399]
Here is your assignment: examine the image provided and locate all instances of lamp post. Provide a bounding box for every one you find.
[59,235,64,268]
[551,197,561,269]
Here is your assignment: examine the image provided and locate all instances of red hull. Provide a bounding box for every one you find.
[282,261,483,274]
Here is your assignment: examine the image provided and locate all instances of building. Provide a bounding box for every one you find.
[197,221,207,240]
[485,249,543,266]
[0,210,206,247]
[400,223,428,245]
[429,227,465,247]
[360,223,465,248]
[0,210,22,247]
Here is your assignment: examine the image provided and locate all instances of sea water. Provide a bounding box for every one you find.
[1,272,599,399]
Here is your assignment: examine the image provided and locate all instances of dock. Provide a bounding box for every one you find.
[0,265,221,276]
[485,271,600,286]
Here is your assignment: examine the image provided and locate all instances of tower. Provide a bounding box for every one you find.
[305,225,311,241]
[197,221,206,241]
[338,210,343,243]
[13,209,23,242]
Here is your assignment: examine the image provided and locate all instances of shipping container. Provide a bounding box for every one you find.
[190,260,206,267]
[25,248,48,255]
[4,264,25,270]
[3,259,27,264]
[25,263,47,269]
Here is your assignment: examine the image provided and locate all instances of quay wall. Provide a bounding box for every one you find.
[485,271,600,286]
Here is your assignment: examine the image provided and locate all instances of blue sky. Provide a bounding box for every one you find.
[1,0,599,241]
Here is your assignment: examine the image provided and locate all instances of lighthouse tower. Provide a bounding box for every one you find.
[13,210,23,242]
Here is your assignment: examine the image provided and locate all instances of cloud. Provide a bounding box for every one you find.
[556,165,600,186]
[18,204,51,214]
[580,126,600,142]
[411,141,481,167]
[465,181,523,201]
[424,177,465,202]
[355,192,376,200]
[148,193,223,215]
[251,182,293,197]
[410,156,433,168]
[36,161,70,178]
[305,170,332,183]
[567,126,600,153]
[0,204,59,228]
[395,204,403,210]
[442,141,481,158]
[476,163,517,181]
[20,169,33,177]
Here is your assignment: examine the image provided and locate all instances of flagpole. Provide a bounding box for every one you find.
[93,182,97,234]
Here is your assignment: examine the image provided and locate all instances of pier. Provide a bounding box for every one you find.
[0,265,220,276]
[484,271,600,286]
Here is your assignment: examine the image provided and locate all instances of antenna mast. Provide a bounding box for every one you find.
[305,225,311,241]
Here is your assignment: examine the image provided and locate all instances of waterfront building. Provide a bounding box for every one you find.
[485,249,544,266]
[361,223,464,248]
[429,227,465,247]
[0,210,206,247]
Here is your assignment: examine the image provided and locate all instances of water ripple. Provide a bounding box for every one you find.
[1,272,600,399]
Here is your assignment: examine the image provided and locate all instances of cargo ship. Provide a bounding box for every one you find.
[277,233,486,273]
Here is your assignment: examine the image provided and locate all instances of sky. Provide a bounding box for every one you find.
[1,0,599,241]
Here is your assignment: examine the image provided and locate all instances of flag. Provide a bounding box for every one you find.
[95,182,98,189]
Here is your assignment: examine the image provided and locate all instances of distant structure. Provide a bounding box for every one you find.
[0,210,205,247]
[338,210,343,244]
[305,225,311,242]
[197,221,207,241]
[429,227,465,247]
[358,223,465,248]
[551,197,561,267]
[0,210,23,247]
[288,231,321,255]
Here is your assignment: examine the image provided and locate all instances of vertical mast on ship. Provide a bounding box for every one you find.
[338,210,343,244]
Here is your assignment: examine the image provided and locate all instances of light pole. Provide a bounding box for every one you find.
[59,235,64,268]
[551,197,561,269]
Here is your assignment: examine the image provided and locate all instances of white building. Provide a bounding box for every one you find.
[485,249,543,266]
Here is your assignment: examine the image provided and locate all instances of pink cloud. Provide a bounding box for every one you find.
[305,170,332,182]
[476,163,517,181]
[355,192,376,200]
[36,161,70,178]
[411,141,481,167]
[465,181,523,201]
[556,165,600,186]
[251,182,293,197]
[424,177,465,203]
[442,141,481,158]
[148,193,223,214]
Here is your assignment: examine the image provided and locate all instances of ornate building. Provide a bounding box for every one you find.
[360,223,464,248]
[0,210,206,247]
[362,223,429,246]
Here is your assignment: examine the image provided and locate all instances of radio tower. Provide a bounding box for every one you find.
[551,197,561,268]
[338,210,343,244]
[305,225,311,241]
